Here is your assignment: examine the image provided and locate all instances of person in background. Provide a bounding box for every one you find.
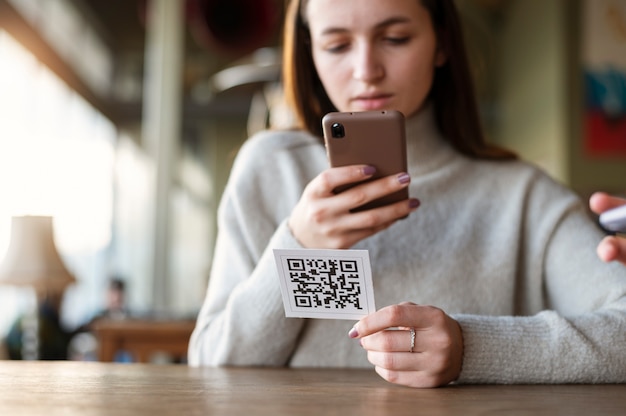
[68,277,129,361]
[188,0,626,387]
[97,278,128,321]
[80,277,129,326]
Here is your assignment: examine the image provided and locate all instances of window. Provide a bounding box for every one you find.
[0,30,115,335]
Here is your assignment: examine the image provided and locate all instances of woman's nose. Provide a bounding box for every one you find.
[352,45,384,82]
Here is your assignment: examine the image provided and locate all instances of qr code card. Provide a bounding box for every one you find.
[273,249,376,320]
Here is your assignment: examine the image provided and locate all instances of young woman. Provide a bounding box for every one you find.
[188,0,626,387]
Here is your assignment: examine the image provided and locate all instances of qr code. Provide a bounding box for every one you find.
[286,257,363,310]
[274,249,375,320]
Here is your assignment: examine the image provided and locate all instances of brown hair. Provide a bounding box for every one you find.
[282,0,516,160]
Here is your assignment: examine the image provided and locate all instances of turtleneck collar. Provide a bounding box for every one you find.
[405,103,458,176]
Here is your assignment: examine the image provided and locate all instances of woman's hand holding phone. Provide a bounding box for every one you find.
[589,192,626,265]
[288,110,419,249]
[288,165,420,249]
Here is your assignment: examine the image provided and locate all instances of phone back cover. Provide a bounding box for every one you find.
[322,110,408,211]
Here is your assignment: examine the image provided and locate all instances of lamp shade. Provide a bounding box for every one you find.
[0,216,75,293]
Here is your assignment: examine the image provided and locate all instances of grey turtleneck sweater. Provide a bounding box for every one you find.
[188,107,626,384]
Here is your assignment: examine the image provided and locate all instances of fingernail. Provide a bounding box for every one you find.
[363,166,376,176]
[397,173,410,185]
[348,327,359,338]
[408,198,420,209]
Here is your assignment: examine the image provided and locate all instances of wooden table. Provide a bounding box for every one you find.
[0,361,624,415]
[91,319,196,363]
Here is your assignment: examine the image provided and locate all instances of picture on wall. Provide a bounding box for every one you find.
[583,0,626,157]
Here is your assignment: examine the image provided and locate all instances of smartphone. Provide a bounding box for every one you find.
[599,204,626,234]
[322,110,408,212]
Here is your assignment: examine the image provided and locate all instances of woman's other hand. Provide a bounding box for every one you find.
[288,165,420,249]
[589,192,626,265]
[349,302,464,388]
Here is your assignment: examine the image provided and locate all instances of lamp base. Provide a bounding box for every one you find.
[20,306,39,360]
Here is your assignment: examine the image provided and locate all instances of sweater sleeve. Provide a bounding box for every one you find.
[454,204,626,384]
[187,133,316,367]
[187,218,305,366]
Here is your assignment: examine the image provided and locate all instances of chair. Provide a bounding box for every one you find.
[91,318,196,363]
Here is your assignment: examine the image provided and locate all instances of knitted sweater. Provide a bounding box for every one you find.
[188,106,626,384]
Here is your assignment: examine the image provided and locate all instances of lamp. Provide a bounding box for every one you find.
[0,216,76,360]
[0,216,75,292]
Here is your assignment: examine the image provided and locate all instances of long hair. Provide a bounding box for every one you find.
[282,0,516,160]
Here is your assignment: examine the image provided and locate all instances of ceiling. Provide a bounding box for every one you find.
[3,0,507,128]
[70,0,285,126]
[78,0,146,54]
[77,0,286,55]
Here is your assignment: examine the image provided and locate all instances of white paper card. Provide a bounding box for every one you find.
[273,248,376,320]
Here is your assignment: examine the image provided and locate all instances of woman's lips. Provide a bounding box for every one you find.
[351,94,393,110]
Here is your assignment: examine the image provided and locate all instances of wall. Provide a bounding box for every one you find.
[493,0,569,183]
[477,0,626,198]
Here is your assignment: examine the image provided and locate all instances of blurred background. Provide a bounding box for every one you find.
[0,0,625,361]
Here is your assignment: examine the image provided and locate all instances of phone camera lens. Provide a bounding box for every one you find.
[331,123,345,138]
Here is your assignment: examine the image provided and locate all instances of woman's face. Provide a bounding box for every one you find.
[305,0,445,117]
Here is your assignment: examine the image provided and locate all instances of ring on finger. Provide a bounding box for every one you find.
[409,327,415,353]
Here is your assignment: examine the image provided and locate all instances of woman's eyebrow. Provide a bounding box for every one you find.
[319,16,412,36]
[374,16,413,29]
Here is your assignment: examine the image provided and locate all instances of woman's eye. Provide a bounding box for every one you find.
[384,36,410,45]
[325,43,350,53]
